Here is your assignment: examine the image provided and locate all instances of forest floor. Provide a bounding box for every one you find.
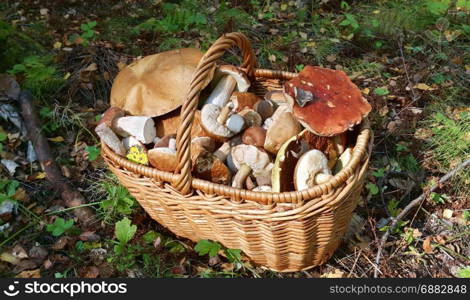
[0,0,469,278]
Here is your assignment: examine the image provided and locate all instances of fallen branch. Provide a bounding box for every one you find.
[17,91,95,227]
[374,157,470,277]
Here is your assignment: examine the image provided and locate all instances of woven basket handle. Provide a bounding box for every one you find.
[173,32,256,194]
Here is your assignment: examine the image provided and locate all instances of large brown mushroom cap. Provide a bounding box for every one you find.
[111,48,211,117]
[284,66,371,136]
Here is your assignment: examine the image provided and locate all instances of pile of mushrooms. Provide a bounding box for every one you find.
[98,49,371,192]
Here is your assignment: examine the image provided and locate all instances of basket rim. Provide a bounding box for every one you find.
[101,68,372,205]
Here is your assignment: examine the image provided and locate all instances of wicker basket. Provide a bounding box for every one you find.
[101,32,373,272]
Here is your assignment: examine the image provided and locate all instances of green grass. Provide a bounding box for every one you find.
[423,110,470,195]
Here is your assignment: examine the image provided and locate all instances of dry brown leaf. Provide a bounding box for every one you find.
[321,268,344,278]
[16,269,41,278]
[423,236,433,254]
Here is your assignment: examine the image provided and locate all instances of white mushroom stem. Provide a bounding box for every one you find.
[95,123,126,156]
[217,103,233,124]
[213,142,231,161]
[206,75,237,107]
[232,164,252,188]
[112,116,156,144]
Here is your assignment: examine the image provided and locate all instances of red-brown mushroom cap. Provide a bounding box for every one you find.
[284,66,371,136]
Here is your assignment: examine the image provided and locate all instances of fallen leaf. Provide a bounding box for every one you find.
[362,87,370,95]
[48,136,64,142]
[443,209,453,219]
[35,172,46,179]
[321,268,344,278]
[423,236,433,254]
[82,266,100,278]
[12,245,28,259]
[0,252,20,265]
[16,269,41,278]
[413,83,437,91]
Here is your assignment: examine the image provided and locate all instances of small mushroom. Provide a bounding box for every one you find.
[205,65,250,107]
[231,145,270,188]
[95,123,125,156]
[192,152,232,185]
[191,136,216,152]
[264,105,301,154]
[242,126,266,147]
[294,149,331,191]
[238,108,262,127]
[253,100,275,120]
[154,134,176,149]
[230,92,260,112]
[213,136,242,162]
[200,104,237,140]
[148,147,177,172]
[264,90,287,105]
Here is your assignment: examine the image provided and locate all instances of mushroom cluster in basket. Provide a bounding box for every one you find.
[96,48,372,192]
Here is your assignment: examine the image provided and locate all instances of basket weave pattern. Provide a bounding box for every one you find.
[101,33,372,272]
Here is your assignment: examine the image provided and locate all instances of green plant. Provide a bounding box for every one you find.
[0,180,19,204]
[8,55,63,98]
[85,146,100,161]
[366,182,379,195]
[339,13,359,31]
[0,132,7,152]
[132,2,207,35]
[194,239,221,258]
[99,177,136,222]
[70,21,97,46]
[46,218,75,237]
[374,87,390,96]
[430,192,447,204]
[456,266,470,278]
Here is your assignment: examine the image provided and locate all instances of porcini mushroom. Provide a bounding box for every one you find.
[230,144,270,188]
[192,151,232,185]
[293,149,332,191]
[283,66,371,137]
[112,116,156,144]
[201,104,244,140]
[213,136,242,162]
[238,108,262,127]
[264,105,301,154]
[148,148,177,172]
[264,90,287,105]
[111,48,212,117]
[253,100,275,120]
[204,65,250,107]
[95,123,125,156]
[230,92,260,112]
[148,134,178,171]
[242,126,266,147]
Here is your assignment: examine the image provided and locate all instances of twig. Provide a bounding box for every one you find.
[374,157,470,277]
[17,91,95,227]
